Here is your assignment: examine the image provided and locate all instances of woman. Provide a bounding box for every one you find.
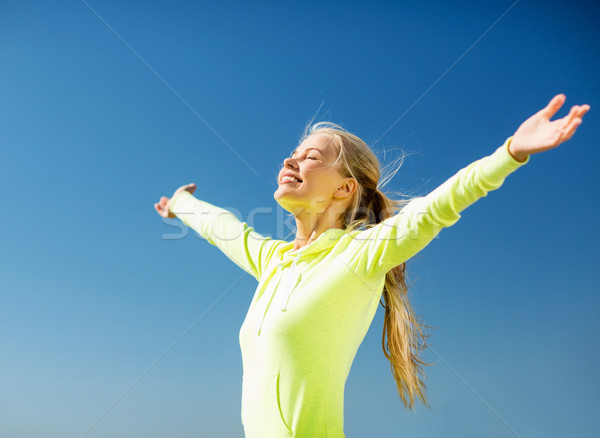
[154,93,589,438]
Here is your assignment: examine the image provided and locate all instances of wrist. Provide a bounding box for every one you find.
[507,139,529,163]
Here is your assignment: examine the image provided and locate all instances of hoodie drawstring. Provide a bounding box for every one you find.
[254,252,301,335]
[280,254,300,311]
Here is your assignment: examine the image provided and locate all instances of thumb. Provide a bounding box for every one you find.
[539,93,566,120]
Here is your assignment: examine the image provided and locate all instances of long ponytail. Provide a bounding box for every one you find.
[300,122,434,410]
[369,188,433,410]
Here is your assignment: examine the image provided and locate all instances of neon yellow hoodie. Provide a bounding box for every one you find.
[168,136,529,438]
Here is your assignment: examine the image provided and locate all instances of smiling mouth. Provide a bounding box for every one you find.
[280,176,303,184]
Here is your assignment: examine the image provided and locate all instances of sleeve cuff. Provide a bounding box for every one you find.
[474,136,530,184]
[502,136,530,166]
[168,190,195,215]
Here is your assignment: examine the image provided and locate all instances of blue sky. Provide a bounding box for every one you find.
[1,0,599,437]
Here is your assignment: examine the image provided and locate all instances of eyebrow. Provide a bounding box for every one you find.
[291,147,324,157]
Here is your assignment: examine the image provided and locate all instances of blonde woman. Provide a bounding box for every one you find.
[155,93,589,438]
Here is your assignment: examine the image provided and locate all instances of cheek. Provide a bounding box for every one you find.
[303,171,338,194]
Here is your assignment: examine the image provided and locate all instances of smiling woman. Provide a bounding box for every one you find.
[155,94,589,438]
[273,131,359,239]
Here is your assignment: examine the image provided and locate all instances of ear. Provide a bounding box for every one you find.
[334,177,357,200]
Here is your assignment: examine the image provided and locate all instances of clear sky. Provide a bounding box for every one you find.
[1,1,599,437]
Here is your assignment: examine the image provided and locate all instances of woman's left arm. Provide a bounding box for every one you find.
[344,94,590,280]
[508,93,590,162]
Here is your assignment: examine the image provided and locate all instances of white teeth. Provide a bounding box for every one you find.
[282,176,300,183]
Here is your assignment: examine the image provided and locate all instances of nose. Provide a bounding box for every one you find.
[283,156,298,170]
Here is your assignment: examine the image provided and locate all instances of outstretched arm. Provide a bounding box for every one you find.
[345,94,590,279]
[155,184,281,282]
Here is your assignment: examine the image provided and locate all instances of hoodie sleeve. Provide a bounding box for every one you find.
[346,136,531,280]
[168,190,279,281]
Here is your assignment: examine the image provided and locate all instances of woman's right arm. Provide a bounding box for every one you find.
[155,184,281,282]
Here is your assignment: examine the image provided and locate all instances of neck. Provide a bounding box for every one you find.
[291,205,344,252]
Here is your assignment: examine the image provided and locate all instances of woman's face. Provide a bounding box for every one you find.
[274,133,355,215]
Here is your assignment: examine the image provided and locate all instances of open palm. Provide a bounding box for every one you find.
[510,94,590,161]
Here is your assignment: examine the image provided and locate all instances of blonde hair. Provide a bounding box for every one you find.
[299,121,434,410]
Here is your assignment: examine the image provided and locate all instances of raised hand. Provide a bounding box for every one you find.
[509,94,590,162]
[154,183,197,218]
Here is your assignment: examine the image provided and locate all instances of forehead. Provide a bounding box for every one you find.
[291,133,336,156]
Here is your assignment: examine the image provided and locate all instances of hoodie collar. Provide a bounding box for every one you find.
[276,227,347,261]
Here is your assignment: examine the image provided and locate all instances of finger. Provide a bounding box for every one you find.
[564,119,582,142]
[578,104,591,118]
[560,117,582,143]
[557,106,589,138]
[541,93,566,120]
[559,103,589,127]
[559,105,580,129]
[155,204,166,217]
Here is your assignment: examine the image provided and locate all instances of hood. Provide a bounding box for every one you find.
[275,227,348,262]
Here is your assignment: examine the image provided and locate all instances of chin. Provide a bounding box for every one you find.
[274,189,289,205]
[273,189,286,205]
[274,190,302,213]
[274,185,294,200]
